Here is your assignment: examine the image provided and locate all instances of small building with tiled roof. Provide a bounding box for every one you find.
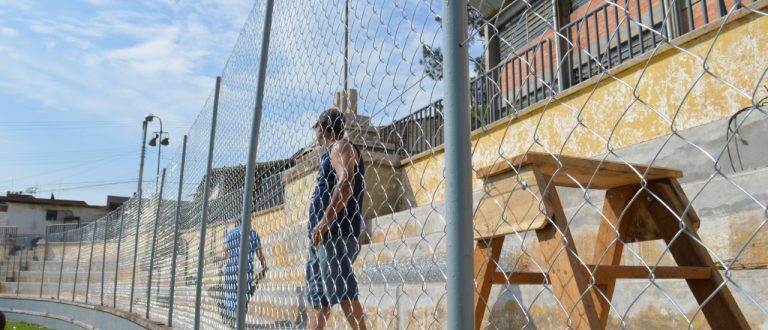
[0,192,113,239]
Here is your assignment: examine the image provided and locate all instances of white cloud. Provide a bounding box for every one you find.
[104,26,191,74]
[0,27,18,37]
[82,0,112,5]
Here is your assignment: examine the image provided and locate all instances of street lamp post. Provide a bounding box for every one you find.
[129,113,167,313]
[147,117,169,190]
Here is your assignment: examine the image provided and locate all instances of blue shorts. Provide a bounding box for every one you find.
[305,235,361,307]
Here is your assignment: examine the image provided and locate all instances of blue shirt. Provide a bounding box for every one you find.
[224,227,261,275]
[307,143,365,239]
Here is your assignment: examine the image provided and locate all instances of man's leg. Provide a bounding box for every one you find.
[306,244,330,329]
[307,306,331,330]
[340,300,368,330]
[329,236,367,330]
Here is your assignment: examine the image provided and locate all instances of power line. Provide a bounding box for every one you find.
[33,180,140,193]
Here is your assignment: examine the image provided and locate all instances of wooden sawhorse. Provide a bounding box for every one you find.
[472,152,748,329]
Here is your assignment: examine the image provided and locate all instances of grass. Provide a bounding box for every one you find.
[5,320,53,330]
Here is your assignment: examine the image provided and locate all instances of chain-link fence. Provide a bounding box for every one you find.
[1,0,767,329]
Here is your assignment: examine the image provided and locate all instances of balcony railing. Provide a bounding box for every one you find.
[0,226,17,241]
[386,0,755,156]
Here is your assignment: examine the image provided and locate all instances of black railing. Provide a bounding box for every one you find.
[46,223,88,237]
[383,99,444,156]
[562,0,664,85]
[0,226,17,241]
[385,0,754,156]
[471,38,557,127]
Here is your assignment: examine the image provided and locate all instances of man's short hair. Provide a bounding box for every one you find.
[313,108,345,139]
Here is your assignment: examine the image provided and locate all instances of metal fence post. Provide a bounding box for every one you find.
[193,76,223,330]
[101,214,109,305]
[114,206,126,308]
[237,1,275,328]
[72,228,84,302]
[15,239,23,297]
[56,232,67,300]
[442,0,473,329]
[552,0,572,91]
[39,233,49,298]
[168,135,188,326]
[130,120,149,313]
[85,221,98,304]
[146,168,167,319]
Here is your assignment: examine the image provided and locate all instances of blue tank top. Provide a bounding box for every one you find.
[307,142,365,239]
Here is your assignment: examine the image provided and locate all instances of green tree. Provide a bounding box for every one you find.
[420,6,486,80]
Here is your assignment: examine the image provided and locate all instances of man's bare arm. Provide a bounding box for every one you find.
[311,142,359,244]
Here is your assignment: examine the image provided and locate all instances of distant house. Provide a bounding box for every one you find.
[0,193,122,238]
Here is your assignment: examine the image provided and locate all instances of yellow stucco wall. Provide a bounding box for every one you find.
[404,12,768,206]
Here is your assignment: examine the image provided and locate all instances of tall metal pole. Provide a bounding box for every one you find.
[552,0,571,91]
[72,228,84,302]
[15,240,23,297]
[146,168,166,319]
[56,232,67,300]
[113,206,126,308]
[193,76,222,330]
[343,0,349,92]
[100,214,110,305]
[237,1,275,328]
[153,118,165,191]
[130,119,149,313]
[85,221,98,304]
[39,233,49,298]
[168,135,188,326]
[442,0,473,329]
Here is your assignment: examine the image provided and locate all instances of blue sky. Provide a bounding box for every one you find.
[0,0,254,205]
[0,0,473,206]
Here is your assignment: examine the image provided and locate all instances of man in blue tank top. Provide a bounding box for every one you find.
[306,108,368,330]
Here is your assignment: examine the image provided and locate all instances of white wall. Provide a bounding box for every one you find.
[0,203,107,236]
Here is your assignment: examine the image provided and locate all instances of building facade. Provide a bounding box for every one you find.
[0,193,111,238]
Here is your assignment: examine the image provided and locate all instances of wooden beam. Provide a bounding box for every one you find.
[533,171,601,329]
[490,266,712,286]
[646,179,749,330]
[474,237,504,330]
[591,185,638,328]
[476,152,683,189]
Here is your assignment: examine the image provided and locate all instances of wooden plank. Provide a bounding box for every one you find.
[474,168,549,239]
[591,185,638,328]
[491,266,711,286]
[533,170,601,329]
[474,237,504,330]
[491,271,547,284]
[590,265,712,282]
[646,179,749,330]
[476,152,683,189]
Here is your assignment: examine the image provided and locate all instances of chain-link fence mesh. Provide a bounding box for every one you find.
[0,0,766,329]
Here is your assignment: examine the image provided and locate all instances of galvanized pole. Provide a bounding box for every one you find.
[11,243,23,297]
[113,206,126,308]
[343,0,349,92]
[72,228,84,302]
[39,233,49,298]
[56,232,67,300]
[552,0,571,91]
[85,221,98,304]
[193,77,222,330]
[100,214,110,305]
[167,135,188,326]
[130,119,149,313]
[236,1,275,328]
[15,242,23,297]
[442,0,473,329]
[146,168,166,319]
